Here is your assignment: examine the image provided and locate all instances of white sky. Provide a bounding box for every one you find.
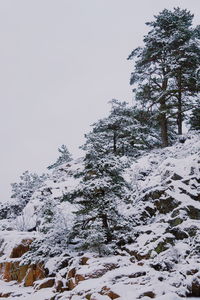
[0,0,200,202]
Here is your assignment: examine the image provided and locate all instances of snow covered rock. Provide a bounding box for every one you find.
[0,133,199,299]
[0,231,47,287]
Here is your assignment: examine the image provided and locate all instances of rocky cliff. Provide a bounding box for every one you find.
[0,133,199,299]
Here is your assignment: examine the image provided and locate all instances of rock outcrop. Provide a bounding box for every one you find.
[0,133,199,299]
[0,232,46,288]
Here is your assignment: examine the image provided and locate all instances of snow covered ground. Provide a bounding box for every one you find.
[0,280,54,300]
[0,279,200,300]
[0,133,199,299]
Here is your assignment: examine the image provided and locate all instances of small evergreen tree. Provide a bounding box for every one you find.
[85,100,161,158]
[22,192,73,263]
[70,132,131,254]
[48,145,72,170]
[189,105,200,131]
[10,171,47,216]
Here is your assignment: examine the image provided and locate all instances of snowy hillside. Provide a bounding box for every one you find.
[0,133,200,299]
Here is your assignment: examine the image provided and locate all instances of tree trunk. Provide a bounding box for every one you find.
[101,214,112,243]
[177,72,183,135]
[160,76,169,147]
[177,93,182,135]
[160,111,168,147]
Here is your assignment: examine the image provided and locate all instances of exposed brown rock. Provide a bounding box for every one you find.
[80,256,90,265]
[10,239,33,258]
[24,268,34,287]
[101,287,120,299]
[55,279,68,293]
[2,260,45,287]
[67,267,76,279]
[3,261,21,282]
[107,290,120,299]
[36,278,55,290]
[188,278,200,297]
[55,279,64,292]
[139,291,156,298]
[0,292,12,298]
[0,238,45,288]
[67,278,76,290]
[75,273,85,284]
[24,264,46,287]
[18,265,29,282]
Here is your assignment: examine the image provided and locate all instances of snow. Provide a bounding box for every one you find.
[0,231,37,262]
[0,280,54,300]
[0,133,199,299]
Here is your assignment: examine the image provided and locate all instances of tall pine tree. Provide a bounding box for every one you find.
[128,7,200,145]
[70,123,131,254]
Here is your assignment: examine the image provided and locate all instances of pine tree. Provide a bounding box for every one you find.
[70,132,131,254]
[48,145,72,170]
[128,7,200,146]
[189,105,200,131]
[84,100,161,158]
[10,171,47,216]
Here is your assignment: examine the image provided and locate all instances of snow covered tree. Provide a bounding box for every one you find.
[0,202,11,220]
[84,100,161,158]
[128,7,200,146]
[70,132,131,254]
[48,145,72,170]
[23,198,71,263]
[10,171,47,216]
[33,197,70,256]
[189,105,200,131]
[84,100,135,156]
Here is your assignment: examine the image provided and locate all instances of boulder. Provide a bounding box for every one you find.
[0,292,12,298]
[139,291,156,298]
[67,278,76,290]
[10,239,33,258]
[101,287,120,299]
[169,217,183,227]
[171,173,183,181]
[24,264,46,287]
[186,206,200,220]
[169,228,188,240]
[55,279,68,292]
[75,273,85,284]
[187,278,200,297]
[67,267,76,279]
[35,278,55,290]
[154,197,179,214]
[3,261,29,282]
[80,256,90,265]
[154,237,174,254]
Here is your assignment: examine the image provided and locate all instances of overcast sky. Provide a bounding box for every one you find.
[0,0,200,202]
